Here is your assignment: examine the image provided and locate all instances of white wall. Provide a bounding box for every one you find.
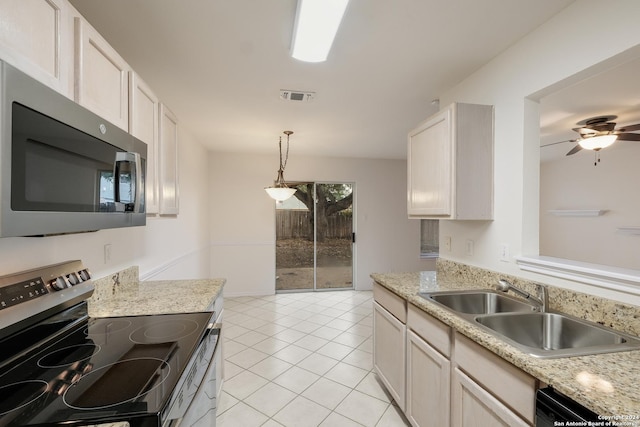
[437,0,640,303]
[0,126,212,281]
[208,151,433,296]
[540,142,640,270]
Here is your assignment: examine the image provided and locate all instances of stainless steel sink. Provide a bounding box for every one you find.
[421,290,537,315]
[475,312,640,358]
[419,290,640,358]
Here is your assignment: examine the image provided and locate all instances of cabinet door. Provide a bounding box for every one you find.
[74,16,130,130]
[408,107,452,217]
[130,72,160,214]
[451,368,529,427]
[373,301,406,410]
[406,330,450,427]
[0,0,73,97]
[159,104,179,215]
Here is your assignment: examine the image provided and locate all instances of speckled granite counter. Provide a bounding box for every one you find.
[372,262,640,418]
[87,266,225,317]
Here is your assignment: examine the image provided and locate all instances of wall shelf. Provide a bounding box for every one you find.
[617,226,640,235]
[547,209,607,217]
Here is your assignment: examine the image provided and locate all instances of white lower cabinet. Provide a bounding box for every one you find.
[452,368,528,427]
[372,282,538,427]
[406,329,450,427]
[373,300,406,410]
[454,333,536,426]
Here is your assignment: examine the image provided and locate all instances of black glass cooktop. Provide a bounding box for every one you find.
[0,303,214,427]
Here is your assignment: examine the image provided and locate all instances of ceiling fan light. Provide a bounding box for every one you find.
[578,134,618,150]
[291,0,349,63]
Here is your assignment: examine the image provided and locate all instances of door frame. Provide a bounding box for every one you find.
[275,181,356,293]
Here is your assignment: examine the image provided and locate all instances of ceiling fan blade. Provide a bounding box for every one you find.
[566,144,583,156]
[618,123,640,132]
[616,133,640,141]
[540,139,578,148]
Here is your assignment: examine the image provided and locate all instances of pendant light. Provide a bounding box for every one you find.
[265,131,297,202]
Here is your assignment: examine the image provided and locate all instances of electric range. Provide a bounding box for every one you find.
[0,260,220,427]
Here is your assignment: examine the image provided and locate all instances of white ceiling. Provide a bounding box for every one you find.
[69,0,574,159]
[539,56,640,162]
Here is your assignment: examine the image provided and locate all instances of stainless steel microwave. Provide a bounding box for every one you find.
[0,60,147,237]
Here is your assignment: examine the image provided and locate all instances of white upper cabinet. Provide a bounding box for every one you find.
[74,15,130,131]
[0,0,73,97]
[2,0,179,219]
[408,103,494,220]
[130,72,160,214]
[159,104,179,215]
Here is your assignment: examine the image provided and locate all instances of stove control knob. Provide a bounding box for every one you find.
[51,276,69,291]
[78,269,91,281]
[67,272,80,285]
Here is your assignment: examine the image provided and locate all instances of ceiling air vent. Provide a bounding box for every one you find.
[280,90,315,102]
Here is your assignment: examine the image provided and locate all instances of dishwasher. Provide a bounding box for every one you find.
[536,387,600,426]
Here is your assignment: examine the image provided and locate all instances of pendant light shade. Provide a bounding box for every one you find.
[265,131,297,202]
[265,186,297,202]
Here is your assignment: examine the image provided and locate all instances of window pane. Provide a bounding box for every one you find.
[420,219,439,257]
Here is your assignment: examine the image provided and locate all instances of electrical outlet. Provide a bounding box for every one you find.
[444,236,452,252]
[499,244,510,262]
[104,244,112,264]
[466,239,474,256]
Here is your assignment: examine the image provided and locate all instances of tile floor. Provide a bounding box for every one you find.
[217,290,411,427]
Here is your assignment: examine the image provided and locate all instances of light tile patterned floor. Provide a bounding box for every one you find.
[217,291,411,427]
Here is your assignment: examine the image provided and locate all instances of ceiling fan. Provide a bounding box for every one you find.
[549,115,640,156]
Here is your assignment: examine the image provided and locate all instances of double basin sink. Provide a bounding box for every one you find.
[420,290,640,358]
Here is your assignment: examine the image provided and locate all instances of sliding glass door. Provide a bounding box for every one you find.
[275,182,354,292]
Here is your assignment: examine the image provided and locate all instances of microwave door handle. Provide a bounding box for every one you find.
[114,152,143,213]
[132,152,143,213]
[113,153,124,207]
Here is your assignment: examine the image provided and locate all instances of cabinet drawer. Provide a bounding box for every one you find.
[407,303,451,357]
[454,333,536,424]
[373,282,407,323]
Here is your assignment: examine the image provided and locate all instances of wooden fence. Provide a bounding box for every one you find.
[276,210,352,239]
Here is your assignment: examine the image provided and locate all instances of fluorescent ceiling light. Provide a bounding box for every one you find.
[291,0,349,63]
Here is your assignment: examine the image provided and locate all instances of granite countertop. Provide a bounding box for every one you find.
[371,271,640,419]
[87,267,225,317]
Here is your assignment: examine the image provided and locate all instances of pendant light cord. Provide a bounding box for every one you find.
[281,132,291,171]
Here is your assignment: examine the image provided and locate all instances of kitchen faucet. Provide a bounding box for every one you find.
[497,279,548,312]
